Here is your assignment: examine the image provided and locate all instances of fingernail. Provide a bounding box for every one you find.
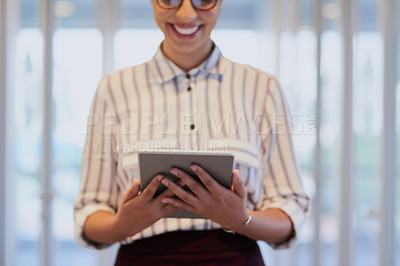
[162,179,170,186]
[162,198,169,204]
[170,169,178,175]
[190,165,198,172]
[157,175,164,182]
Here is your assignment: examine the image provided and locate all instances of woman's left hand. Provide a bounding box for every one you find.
[161,165,249,231]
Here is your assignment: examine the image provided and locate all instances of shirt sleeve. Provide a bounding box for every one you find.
[74,77,120,249]
[259,77,311,249]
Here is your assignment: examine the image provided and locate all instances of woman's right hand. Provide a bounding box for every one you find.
[112,174,180,240]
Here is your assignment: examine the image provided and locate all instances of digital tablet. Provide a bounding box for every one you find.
[138,151,235,218]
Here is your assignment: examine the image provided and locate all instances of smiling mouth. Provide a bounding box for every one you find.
[172,24,201,36]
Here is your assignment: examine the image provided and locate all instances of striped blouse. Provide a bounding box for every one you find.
[74,44,310,250]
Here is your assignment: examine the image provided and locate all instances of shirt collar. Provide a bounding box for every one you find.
[150,43,223,85]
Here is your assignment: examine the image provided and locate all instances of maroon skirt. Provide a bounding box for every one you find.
[114,229,265,266]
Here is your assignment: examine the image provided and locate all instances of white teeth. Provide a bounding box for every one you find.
[173,25,200,35]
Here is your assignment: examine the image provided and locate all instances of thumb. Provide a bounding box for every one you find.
[231,170,246,198]
[122,179,141,204]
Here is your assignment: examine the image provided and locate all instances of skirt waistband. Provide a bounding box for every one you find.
[115,229,266,266]
[119,229,258,255]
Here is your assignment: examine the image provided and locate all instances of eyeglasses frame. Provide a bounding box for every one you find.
[155,0,219,11]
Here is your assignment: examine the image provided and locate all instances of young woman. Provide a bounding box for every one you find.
[74,0,310,265]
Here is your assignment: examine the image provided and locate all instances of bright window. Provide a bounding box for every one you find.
[52,28,103,266]
[14,28,43,266]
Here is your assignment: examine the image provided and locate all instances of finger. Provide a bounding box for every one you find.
[133,179,141,194]
[231,170,246,198]
[142,174,164,198]
[122,179,141,204]
[161,178,199,206]
[133,179,141,189]
[230,169,238,191]
[190,165,220,195]
[161,197,196,213]
[157,179,185,199]
[160,202,183,217]
[170,168,209,199]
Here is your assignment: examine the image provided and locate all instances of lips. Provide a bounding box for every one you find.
[173,24,200,35]
[169,23,202,39]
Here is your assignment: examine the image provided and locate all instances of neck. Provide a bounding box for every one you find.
[161,40,214,72]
